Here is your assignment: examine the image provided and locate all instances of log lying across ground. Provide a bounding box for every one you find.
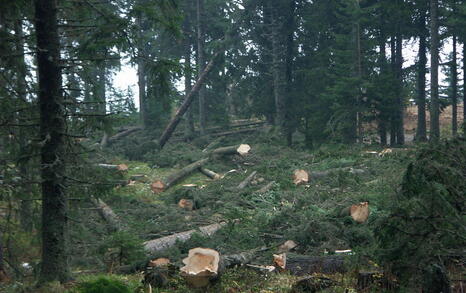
[310,167,366,179]
[90,196,123,232]
[237,171,257,189]
[151,144,251,193]
[278,254,347,275]
[107,126,143,145]
[144,222,227,254]
[199,167,221,180]
[151,158,210,193]
[97,163,128,171]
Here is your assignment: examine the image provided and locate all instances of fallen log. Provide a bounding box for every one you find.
[309,167,365,179]
[237,171,257,189]
[90,196,123,232]
[97,163,128,171]
[107,126,143,145]
[255,181,276,193]
[151,158,210,193]
[277,254,347,275]
[159,51,221,149]
[199,167,221,180]
[143,222,226,254]
[209,144,251,157]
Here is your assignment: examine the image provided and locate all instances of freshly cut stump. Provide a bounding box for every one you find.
[180,248,220,288]
[293,169,309,185]
[349,202,370,223]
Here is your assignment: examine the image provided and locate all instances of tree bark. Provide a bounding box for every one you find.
[395,26,405,145]
[237,171,257,189]
[144,222,226,254]
[197,0,206,135]
[35,0,70,283]
[107,126,143,145]
[451,35,458,136]
[158,51,220,149]
[151,158,210,193]
[137,11,147,127]
[183,11,195,137]
[284,0,295,146]
[284,254,347,275]
[90,196,123,232]
[378,20,387,145]
[199,167,220,180]
[416,7,428,142]
[270,5,285,133]
[464,44,466,134]
[430,0,440,141]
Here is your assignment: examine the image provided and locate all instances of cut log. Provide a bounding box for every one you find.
[256,181,276,193]
[159,51,221,149]
[107,126,143,145]
[180,248,220,288]
[340,202,370,223]
[199,167,221,180]
[144,222,226,254]
[209,144,251,157]
[293,169,309,185]
[90,196,123,232]
[151,158,210,193]
[237,171,257,189]
[278,240,298,253]
[276,253,347,275]
[97,163,128,171]
[309,167,366,180]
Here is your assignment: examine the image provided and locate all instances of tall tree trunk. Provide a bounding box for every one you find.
[378,18,387,145]
[14,19,33,232]
[416,8,428,141]
[464,44,466,134]
[390,36,397,145]
[395,30,405,145]
[430,0,440,141]
[451,35,458,136]
[34,0,70,283]
[197,0,206,135]
[284,0,295,146]
[270,5,285,133]
[136,12,147,128]
[183,12,195,137]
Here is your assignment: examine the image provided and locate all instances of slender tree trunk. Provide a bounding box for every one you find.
[390,37,397,145]
[284,0,295,146]
[378,21,387,145]
[395,31,405,145]
[136,12,147,128]
[197,0,206,135]
[34,0,70,283]
[451,35,458,136]
[14,19,34,232]
[430,0,440,141]
[464,44,466,133]
[416,9,427,141]
[183,13,195,137]
[270,4,285,133]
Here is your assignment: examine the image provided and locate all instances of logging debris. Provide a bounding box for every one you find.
[180,247,220,288]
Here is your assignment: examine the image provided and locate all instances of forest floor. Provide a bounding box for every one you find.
[67,129,416,292]
[3,120,462,292]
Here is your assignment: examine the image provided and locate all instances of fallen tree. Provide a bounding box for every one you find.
[199,167,220,180]
[90,196,124,232]
[159,51,221,149]
[151,144,251,193]
[106,126,143,146]
[151,158,210,193]
[237,171,257,189]
[274,253,347,275]
[97,163,128,171]
[143,222,227,254]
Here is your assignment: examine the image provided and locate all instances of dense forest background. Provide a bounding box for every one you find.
[0,0,465,292]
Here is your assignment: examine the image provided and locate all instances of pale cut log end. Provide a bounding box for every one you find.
[273,253,287,271]
[178,199,194,211]
[117,164,129,171]
[236,144,251,156]
[293,169,309,185]
[151,180,166,193]
[350,202,370,223]
[180,248,220,288]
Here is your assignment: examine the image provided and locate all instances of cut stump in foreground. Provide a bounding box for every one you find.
[180,248,220,288]
[340,202,370,223]
[293,169,309,185]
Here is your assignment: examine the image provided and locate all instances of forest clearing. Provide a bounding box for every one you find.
[1,0,466,292]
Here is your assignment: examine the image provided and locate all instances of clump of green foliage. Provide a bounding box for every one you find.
[76,277,131,293]
[375,138,466,290]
